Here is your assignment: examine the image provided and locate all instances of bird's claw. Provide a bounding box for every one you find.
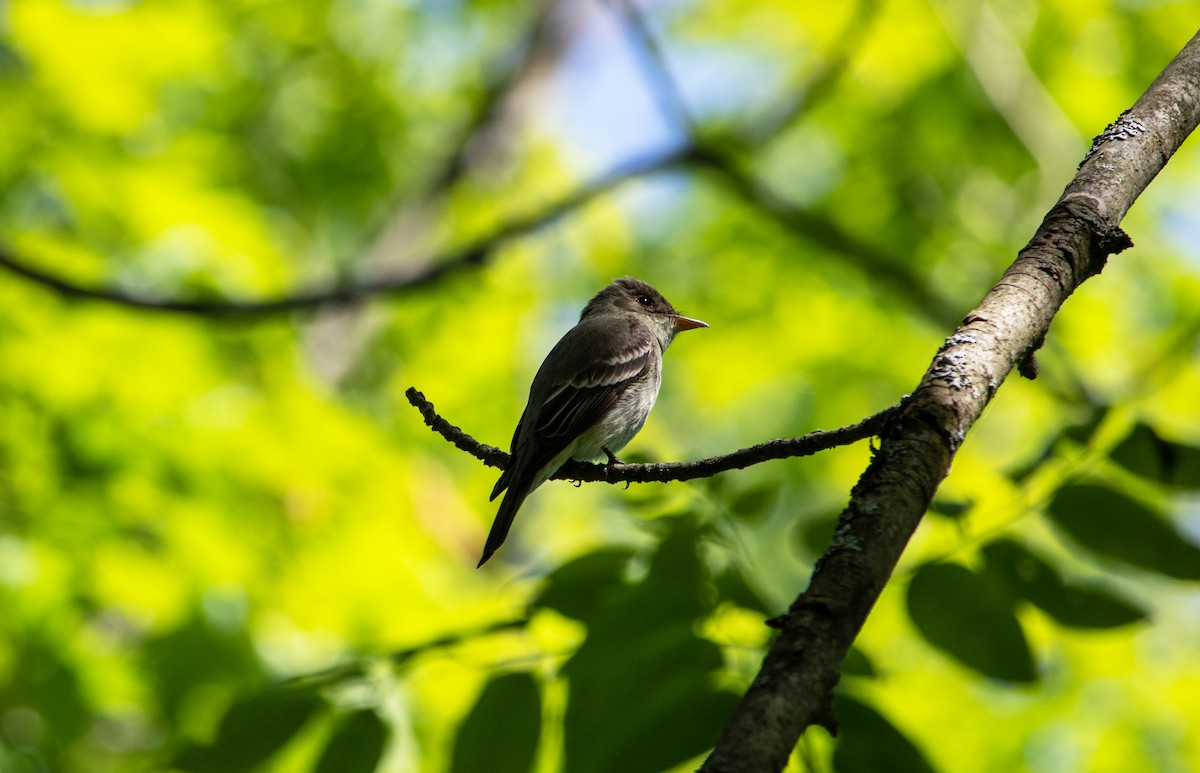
[601,447,630,488]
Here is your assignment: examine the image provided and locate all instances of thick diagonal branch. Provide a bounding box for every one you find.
[700,30,1200,773]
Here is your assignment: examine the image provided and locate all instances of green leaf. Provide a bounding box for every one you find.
[1111,423,1200,488]
[1062,412,1105,444]
[832,694,937,773]
[563,624,735,773]
[1007,409,1104,484]
[926,498,973,521]
[1046,484,1200,580]
[841,646,878,679]
[713,566,774,615]
[981,538,1148,629]
[532,548,635,621]
[560,517,733,773]
[906,562,1036,683]
[313,709,389,773]
[143,614,262,724]
[172,688,323,773]
[794,512,840,556]
[726,483,779,522]
[451,672,541,773]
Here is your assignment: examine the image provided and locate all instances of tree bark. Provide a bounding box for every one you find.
[701,30,1200,773]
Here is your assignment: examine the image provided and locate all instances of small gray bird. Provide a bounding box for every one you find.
[480,278,707,566]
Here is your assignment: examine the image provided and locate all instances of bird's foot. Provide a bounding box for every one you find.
[601,447,630,489]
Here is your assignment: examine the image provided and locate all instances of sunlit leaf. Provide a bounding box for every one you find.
[906,562,1036,683]
[451,673,541,773]
[1046,484,1200,580]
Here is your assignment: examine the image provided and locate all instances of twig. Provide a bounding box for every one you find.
[278,618,529,689]
[405,386,902,483]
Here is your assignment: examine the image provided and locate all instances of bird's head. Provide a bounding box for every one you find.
[581,277,708,342]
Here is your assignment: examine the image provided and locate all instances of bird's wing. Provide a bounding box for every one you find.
[533,325,654,439]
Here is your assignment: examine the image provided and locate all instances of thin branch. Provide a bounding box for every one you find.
[606,0,697,135]
[0,147,688,317]
[278,618,529,689]
[741,0,883,143]
[700,30,1200,773]
[685,148,962,328]
[421,0,562,196]
[406,387,902,483]
[355,0,564,270]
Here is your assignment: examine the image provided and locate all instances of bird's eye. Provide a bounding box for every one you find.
[637,295,653,307]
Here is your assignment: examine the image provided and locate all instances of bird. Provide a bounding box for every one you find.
[479,277,707,566]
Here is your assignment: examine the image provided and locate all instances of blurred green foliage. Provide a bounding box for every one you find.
[1,0,1199,771]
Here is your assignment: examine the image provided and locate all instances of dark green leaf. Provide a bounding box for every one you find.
[1169,445,1200,488]
[1111,423,1170,481]
[172,689,323,773]
[612,688,738,771]
[981,539,1148,629]
[1061,407,1107,445]
[726,483,779,522]
[143,614,262,724]
[563,624,734,773]
[906,562,1036,683]
[313,709,389,773]
[713,566,773,615]
[795,512,840,556]
[1046,484,1200,580]
[833,694,937,773]
[452,672,541,773]
[561,517,732,773]
[841,646,877,679]
[927,498,973,521]
[1111,423,1200,489]
[635,517,715,622]
[532,548,635,620]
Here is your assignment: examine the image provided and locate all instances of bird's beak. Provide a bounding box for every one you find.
[672,314,708,332]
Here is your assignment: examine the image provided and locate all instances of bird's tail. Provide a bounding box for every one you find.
[478,485,529,567]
